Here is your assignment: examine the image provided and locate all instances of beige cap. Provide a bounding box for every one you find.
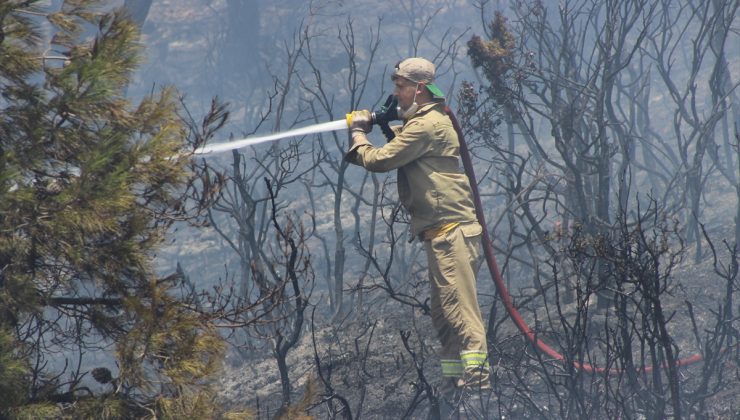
[392,57,445,99]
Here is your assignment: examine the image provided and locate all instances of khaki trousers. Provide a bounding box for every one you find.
[424,222,490,392]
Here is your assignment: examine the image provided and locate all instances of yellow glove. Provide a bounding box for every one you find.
[347,110,373,134]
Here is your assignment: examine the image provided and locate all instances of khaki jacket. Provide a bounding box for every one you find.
[345,101,477,236]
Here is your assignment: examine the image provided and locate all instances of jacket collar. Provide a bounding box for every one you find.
[404,100,445,122]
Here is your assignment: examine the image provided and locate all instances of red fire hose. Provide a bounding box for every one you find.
[445,106,710,375]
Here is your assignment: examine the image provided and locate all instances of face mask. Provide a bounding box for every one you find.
[398,83,420,119]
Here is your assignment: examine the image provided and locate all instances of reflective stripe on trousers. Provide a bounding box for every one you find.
[441,352,489,377]
[461,350,490,369]
[441,359,464,377]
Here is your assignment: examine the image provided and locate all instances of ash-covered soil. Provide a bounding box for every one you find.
[215,247,739,419]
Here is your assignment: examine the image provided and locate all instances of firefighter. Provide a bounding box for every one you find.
[345,57,491,414]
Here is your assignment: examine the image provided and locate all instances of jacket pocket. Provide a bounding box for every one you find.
[460,222,482,238]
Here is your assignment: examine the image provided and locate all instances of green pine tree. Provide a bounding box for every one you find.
[0,1,226,418]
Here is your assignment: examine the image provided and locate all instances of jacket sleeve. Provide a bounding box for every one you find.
[344,119,432,173]
[344,132,372,166]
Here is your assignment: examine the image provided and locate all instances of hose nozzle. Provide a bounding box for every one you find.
[371,95,399,125]
[345,95,400,142]
[346,95,399,128]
